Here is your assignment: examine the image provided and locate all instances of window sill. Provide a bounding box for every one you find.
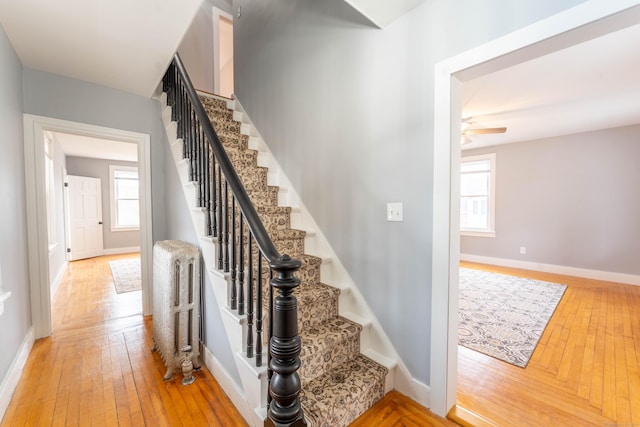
[111,227,140,232]
[0,291,11,317]
[461,230,496,238]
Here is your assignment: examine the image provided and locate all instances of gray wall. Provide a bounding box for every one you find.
[178,0,233,92]
[0,24,31,394]
[48,137,67,287]
[66,156,141,251]
[461,125,640,275]
[22,68,167,244]
[231,0,587,385]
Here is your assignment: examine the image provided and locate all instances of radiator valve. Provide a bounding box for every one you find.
[180,345,196,385]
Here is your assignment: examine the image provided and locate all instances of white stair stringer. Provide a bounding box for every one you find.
[157,91,267,427]
[220,94,430,407]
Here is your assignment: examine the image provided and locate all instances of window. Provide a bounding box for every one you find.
[44,132,56,249]
[461,153,495,237]
[109,165,140,231]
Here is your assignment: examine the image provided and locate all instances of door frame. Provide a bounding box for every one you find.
[212,6,233,96]
[23,114,153,338]
[429,0,640,416]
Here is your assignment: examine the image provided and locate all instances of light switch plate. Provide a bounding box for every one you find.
[387,202,403,222]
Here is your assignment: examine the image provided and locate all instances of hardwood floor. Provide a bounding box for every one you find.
[2,253,455,427]
[351,391,458,427]
[457,261,640,426]
[1,254,247,427]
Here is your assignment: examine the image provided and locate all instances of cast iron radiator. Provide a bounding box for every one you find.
[151,240,201,381]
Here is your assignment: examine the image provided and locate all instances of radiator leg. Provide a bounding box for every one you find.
[163,368,173,381]
[181,345,196,386]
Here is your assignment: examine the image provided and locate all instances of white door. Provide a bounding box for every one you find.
[67,175,104,261]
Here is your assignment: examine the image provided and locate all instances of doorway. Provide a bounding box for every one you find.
[213,7,234,98]
[23,115,152,339]
[430,1,640,416]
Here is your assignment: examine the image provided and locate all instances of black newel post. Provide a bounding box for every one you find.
[266,255,306,427]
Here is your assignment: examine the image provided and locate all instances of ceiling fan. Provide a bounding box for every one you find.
[461,117,506,144]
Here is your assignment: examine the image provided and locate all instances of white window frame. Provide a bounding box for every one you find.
[460,153,496,237]
[109,165,140,232]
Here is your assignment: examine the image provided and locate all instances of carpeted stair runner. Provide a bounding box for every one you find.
[199,94,388,426]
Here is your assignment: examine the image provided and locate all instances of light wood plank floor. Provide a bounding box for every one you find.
[2,254,454,426]
[458,261,640,426]
[1,254,247,427]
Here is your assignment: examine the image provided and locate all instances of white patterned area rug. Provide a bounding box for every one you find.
[109,258,141,294]
[458,268,567,368]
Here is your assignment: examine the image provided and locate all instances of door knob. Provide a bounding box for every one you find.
[99,221,103,225]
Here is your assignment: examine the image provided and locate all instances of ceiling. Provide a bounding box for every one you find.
[53,132,138,162]
[0,0,202,97]
[343,0,427,28]
[461,22,640,150]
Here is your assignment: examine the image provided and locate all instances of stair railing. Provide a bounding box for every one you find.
[162,54,306,427]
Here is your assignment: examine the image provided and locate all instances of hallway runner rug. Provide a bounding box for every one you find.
[458,268,567,367]
[109,258,141,294]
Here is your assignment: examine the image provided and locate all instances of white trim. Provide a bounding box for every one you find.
[0,327,35,421]
[431,0,640,416]
[23,114,153,338]
[202,346,259,426]
[460,254,640,287]
[50,261,68,300]
[0,292,10,317]
[103,246,141,256]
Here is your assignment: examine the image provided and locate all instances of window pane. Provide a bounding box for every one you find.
[461,172,488,196]
[116,178,139,199]
[461,160,489,173]
[117,200,140,227]
[460,196,488,229]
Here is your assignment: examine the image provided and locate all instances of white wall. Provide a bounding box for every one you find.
[0,24,31,396]
[231,0,588,385]
[462,124,640,275]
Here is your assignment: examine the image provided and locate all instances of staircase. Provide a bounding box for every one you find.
[158,56,400,427]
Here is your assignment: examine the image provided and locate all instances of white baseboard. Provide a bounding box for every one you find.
[50,261,68,300]
[0,327,35,422]
[103,246,141,256]
[460,254,640,286]
[202,346,259,426]
[395,372,430,409]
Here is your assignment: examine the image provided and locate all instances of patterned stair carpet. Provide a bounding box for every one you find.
[458,267,567,368]
[199,94,388,426]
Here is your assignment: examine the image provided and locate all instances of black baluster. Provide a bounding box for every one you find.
[217,166,223,270]
[246,233,254,359]
[230,198,237,310]
[223,181,230,273]
[268,269,273,405]
[256,253,264,367]
[238,214,245,316]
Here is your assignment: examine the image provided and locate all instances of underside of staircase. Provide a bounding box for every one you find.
[159,89,394,426]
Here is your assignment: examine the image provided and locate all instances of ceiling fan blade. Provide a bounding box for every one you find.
[462,127,507,135]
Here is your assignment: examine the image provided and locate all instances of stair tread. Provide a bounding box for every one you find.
[299,316,361,343]
[299,316,362,385]
[300,355,388,427]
